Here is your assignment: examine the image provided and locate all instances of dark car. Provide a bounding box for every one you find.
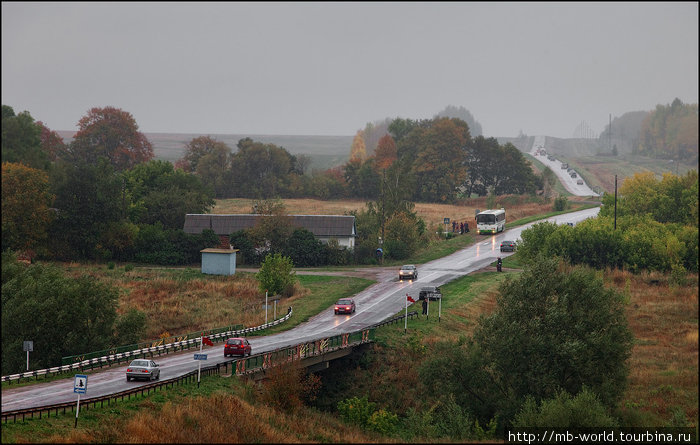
[126,359,160,382]
[500,240,516,252]
[224,337,251,357]
[418,286,442,301]
[399,265,418,280]
[334,298,356,315]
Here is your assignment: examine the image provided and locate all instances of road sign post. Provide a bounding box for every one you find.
[73,374,87,428]
[23,341,33,371]
[197,336,203,387]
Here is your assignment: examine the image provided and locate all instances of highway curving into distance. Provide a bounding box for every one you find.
[1,207,600,413]
[530,135,600,197]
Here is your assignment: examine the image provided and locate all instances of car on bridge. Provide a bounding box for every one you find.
[126,359,160,382]
[224,337,252,357]
[334,298,356,315]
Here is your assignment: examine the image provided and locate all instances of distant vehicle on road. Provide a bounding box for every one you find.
[126,359,160,382]
[334,298,356,315]
[476,209,506,234]
[399,264,418,280]
[577,179,584,185]
[500,240,516,252]
[561,163,568,169]
[570,172,577,178]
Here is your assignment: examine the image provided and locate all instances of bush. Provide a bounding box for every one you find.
[368,408,399,435]
[256,253,296,296]
[258,361,320,414]
[513,388,619,428]
[553,195,569,211]
[338,395,376,427]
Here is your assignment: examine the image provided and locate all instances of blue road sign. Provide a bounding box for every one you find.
[74,374,88,394]
[193,353,208,361]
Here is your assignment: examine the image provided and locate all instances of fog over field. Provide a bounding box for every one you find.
[2,2,697,140]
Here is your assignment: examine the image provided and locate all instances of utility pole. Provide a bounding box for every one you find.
[380,169,386,245]
[609,114,612,153]
[614,175,618,230]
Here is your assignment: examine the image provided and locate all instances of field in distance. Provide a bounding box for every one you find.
[213,196,568,229]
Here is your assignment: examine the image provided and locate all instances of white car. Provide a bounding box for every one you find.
[126,359,160,382]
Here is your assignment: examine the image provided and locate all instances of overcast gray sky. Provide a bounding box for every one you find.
[2,2,698,138]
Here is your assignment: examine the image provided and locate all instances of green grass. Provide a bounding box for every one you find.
[373,270,519,345]
[0,372,250,444]
[249,275,375,336]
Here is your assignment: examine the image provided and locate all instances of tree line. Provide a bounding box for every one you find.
[2,105,218,263]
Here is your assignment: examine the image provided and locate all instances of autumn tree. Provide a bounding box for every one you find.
[1,105,49,170]
[411,117,471,202]
[362,118,393,156]
[374,134,397,171]
[68,106,154,171]
[36,121,67,162]
[349,129,367,162]
[1,162,55,254]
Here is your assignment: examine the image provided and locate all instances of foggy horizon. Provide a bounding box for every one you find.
[2,2,698,139]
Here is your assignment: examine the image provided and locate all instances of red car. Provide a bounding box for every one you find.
[334,298,356,315]
[224,337,251,357]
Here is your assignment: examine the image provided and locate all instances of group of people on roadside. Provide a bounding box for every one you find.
[451,221,470,234]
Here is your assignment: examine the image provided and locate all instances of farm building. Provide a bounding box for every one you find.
[183,214,356,249]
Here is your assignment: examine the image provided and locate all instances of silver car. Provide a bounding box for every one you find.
[399,265,418,280]
[126,359,160,382]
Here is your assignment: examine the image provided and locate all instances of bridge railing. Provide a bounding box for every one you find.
[1,307,293,384]
[1,324,377,423]
[1,310,421,423]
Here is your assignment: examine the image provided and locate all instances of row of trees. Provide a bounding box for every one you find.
[635,98,698,163]
[342,117,540,203]
[170,115,539,203]
[2,105,218,262]
[517,171,698,275]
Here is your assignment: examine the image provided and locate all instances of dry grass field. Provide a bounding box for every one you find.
[213,196,561,229]
[609,269,699,426]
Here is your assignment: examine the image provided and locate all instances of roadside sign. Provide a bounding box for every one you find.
[443,217,450,225]
[23,341,33,352]
[193,353,208,361]
[74,374,88,394]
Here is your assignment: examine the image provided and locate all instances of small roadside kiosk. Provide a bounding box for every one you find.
[200,248,239,276]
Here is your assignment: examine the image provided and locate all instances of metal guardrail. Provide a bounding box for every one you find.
[1,310,422,423]
[60,323,246,365]
[1,307,293,384]
[1,324,382,424]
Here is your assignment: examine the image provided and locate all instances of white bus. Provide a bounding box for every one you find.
[476,209,506,234]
